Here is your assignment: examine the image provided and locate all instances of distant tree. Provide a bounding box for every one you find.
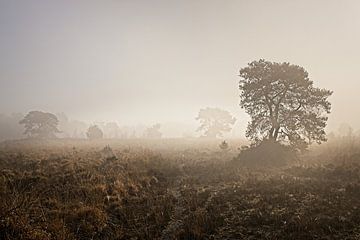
[239,59,332,150]
[104,122,120,138]
[56,112,70,138]
[336,123,356,151]
[56,112,88,138]
[337,123,354,138]
[196,107,236,138]
[86,125,103,140]
[19,111,61,138]
[70,120,88,138]
[144,124,162,139]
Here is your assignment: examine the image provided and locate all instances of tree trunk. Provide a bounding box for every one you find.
[273,127,280,141]
[269,127,275,140]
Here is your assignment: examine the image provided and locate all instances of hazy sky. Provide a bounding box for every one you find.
[1,0,360,135]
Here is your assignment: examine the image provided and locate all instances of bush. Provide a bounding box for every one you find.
[234,140,297,168]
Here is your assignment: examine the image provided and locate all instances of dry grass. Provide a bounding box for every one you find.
[1,138,360,239]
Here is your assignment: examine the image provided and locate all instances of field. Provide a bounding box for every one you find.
[1,138,360,240]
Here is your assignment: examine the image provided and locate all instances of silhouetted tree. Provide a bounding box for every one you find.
[239,59,332,150]
[144,124,162,138]
[19,111,61,138]
[196,108,236,138]
[86,125,103,140]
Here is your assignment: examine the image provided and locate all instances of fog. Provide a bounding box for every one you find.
[3,2,360,238]
[1,0,360,139]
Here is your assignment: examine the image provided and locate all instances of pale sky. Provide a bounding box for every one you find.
[1,0,360,135]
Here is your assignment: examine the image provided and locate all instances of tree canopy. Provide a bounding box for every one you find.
[239,59,332,150]
[196,107,236,138]
[19,111,61,138]
[86,125,103,140]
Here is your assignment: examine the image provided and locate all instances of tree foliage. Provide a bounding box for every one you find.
[196,107,236,138]
[86,125,103,140]
[239,59,332,150]
[19,111,60,138]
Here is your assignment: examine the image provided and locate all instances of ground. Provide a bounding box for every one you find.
[1,138,360,239]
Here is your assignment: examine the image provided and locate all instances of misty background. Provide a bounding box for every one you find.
[1,0,360,140]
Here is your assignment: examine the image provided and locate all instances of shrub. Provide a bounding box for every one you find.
[219,141,229,151]
[234,140,297,168]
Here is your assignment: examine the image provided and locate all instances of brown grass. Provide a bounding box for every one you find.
[1,138,360,239]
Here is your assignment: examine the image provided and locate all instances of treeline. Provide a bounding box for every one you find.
[0,107,240,141]
[0,112,164,141]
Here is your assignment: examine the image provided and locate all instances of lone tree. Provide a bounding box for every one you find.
[239,59,332,150]
[86,125,103,140]
[19,111,61,138]
[196,107,236,138]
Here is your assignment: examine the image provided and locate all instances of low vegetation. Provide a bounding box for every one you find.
[1,137,360,239]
